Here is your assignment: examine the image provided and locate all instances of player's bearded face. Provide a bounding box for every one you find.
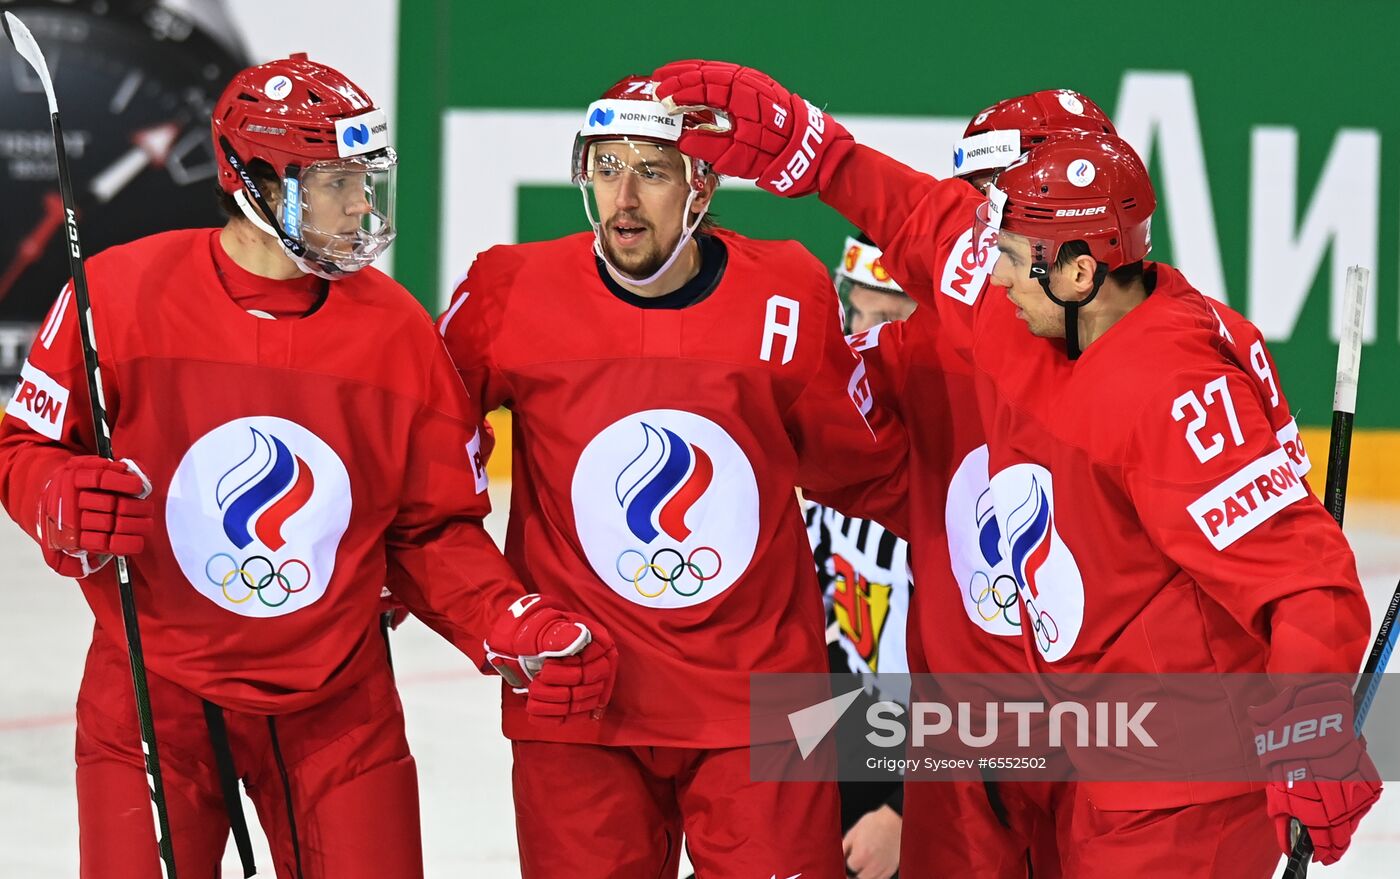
[591,142,694,279]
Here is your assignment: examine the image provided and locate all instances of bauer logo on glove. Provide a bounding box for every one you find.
[1249,681,1383,865]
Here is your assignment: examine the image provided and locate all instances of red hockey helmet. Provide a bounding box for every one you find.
[211,54,396,278]
[977,132,1154,272]
[572,75,723,285]
[953,89,1115,184]
[975,132,1155,357]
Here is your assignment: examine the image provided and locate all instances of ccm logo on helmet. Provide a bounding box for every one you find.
[768,100,827,193]
[1054,206,1107,218]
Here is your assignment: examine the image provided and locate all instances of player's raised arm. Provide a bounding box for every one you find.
[652,59,990,355]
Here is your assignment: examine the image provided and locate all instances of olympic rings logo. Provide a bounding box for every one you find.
[969,571,1019,627]
[616,546,722,598]
[1026,596,1059,653]
[205,553,312,608]
[967,571,1059,652]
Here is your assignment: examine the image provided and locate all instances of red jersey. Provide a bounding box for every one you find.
[0,229,524,714]
[820,149,1366,805]
[438,229,907,747]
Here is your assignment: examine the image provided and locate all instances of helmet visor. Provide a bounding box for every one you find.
[287,148,398,272]
[577,139,694,189]
[577,139,698,240]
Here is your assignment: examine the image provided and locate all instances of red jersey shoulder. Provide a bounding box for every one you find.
[1132,267,1290,423]
[458,234,592,297]
[1193,293,1294,431]
[333,264,428,320]
[444,234,593,320]
[714,229,831,294]
[1066,268,1264,468]
[84,228,215,305]
[711,228,840,330]
[90,226,213,268]
[1095,267,1227,384]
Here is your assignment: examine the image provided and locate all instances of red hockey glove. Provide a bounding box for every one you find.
[485,594,618,720]
[653,59,851,198]
[1249,682,1382,865]
[37,456,153,579]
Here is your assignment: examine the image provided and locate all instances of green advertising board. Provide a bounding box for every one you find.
[394,0,1400,457]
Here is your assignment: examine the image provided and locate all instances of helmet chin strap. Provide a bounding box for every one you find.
[221,137,358,281]
[1033,261,1107,360]
[232,189,349,281]
[581,185,708,288]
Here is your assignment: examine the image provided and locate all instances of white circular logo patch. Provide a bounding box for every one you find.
[264,75,293,101]
[944,446,1087,662]
[1067,158,1096,187]
[945,445,1021,639]
[1057,91,1085,115]
[572,409,759,609]
[973,109,992,126]
[166,416,352,618]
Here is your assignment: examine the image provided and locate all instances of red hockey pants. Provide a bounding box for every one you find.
[74,628,422,878]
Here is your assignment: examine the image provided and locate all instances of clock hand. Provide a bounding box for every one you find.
[0,190,65,304]
[0,123,185,305]
[89,121,181,203]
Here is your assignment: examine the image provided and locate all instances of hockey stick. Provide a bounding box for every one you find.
[2,12,179,878]
[1281,265,1394,877]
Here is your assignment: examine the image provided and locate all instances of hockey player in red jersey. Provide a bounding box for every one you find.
[0,55,614,879]
[828,95,1119,877]
[437,75,907,878]
[653,60,1380,875]
[866,90,1315,879]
